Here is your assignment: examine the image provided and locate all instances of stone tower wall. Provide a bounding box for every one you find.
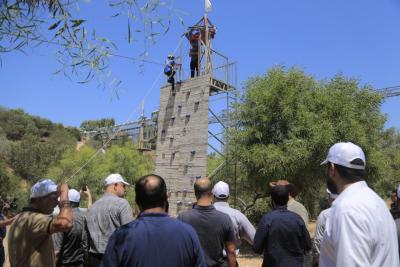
[155,76,210,216]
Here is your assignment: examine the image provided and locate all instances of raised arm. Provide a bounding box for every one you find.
[80,186,93,209]
[50,183,73,233]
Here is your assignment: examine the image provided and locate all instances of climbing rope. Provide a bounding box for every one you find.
[66,36,186,182]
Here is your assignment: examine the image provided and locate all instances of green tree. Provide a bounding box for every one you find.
[47,142,154,205]
[0,108,38,140]
[374,128,400,195]
[232,67,390,218]
[10,134,61,181]
[0,162,30,211]
[80,118,116,131]
[0,107,80,181]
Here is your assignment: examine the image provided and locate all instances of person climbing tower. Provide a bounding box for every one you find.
[164,54,176,90]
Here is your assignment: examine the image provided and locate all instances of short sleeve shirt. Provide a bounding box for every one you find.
[7,209,54,267]
[86,193,134,254]
[101,212,207,267]
[53,208,87,265]
[287,199,309,226]
[178,205,235,267]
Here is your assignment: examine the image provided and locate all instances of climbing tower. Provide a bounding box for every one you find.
[155,15,237,216]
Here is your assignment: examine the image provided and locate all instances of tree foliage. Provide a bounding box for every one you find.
[1,0,178,90]
[0,107,80,181]
[80,118,115,131]
[232,67,397,218]
[46,142,154,205]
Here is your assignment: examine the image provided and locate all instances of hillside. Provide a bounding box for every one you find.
[0,107,81,207]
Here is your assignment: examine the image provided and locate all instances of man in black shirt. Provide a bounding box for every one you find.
[53,189,87,267]
[178,178,237,267]
[253,185,311,267]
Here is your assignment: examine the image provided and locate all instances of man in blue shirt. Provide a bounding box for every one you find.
[101,174,206,267]
[253,185,311,267]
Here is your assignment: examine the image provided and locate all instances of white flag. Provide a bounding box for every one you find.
[205,0,212,13]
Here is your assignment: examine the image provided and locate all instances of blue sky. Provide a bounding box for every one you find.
[1,0,399,129]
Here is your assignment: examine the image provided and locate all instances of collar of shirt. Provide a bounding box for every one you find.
[213,201,230,208]
[138,212,169,219]
[332,181,367,208]
[273,205,287,211]
[194,205,215,211]
[22,207,45,214]
[103,192,119,198]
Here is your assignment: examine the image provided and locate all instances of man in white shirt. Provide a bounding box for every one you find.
[212,181,256,252]
[319,142,399,267]
[312,189,337,266]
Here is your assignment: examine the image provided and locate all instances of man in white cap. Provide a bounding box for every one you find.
[54,189,88,267]
[212,181,256,254]
[312,189,337,266]
[7,179,72,266]
[320,142,399,267]
[86,173,134,266]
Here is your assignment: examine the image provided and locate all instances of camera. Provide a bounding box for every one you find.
[0,196,18,211]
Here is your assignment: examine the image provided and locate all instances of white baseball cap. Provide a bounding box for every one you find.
[68,189,81,203]
[321,142,366,170]
[326,189,338,199]
[30,179,58,199]
[104,173,130,186]
[212,181,230,199]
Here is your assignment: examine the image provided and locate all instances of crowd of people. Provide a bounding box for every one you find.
[0,142,400,267]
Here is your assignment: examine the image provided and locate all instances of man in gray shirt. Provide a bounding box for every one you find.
[212,181,255,253]
[312,189,337,266]
[86,173,134,266]
[270,180,309,225]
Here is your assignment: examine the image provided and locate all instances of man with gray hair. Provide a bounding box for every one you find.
[86,173,134,266]
[212,181,255,253]
[320,142,399,266]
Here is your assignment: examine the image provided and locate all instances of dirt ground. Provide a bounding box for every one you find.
[237,244,264,266]
[237,255,263,266]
